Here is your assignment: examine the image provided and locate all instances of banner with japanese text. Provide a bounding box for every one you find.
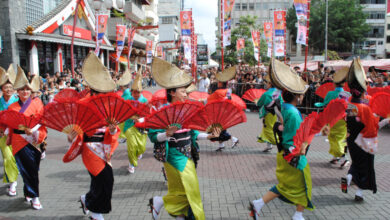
[294,0,308,45]
[274,10,286,37]
[182,36,192,64]
[94,14,108,56]
[146,41,153,64]
[223,0,235,46]
[263,22,273,58]
[274,36,285,57]
[236,38,245,57]
[180,11,192,36]
[127,27,137,62]
[156,46,163,57]
[251,30,261,61]
[116,25,127,61]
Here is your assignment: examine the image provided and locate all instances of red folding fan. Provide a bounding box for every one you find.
[370,92,390,118]
[315,82,334,99]
[189,91,209,101]
[54,88,80,102]
[242,89,266,103]
[140,101,203,129]
[127,100,152,118]
[40,98,106,135]
[183,99,247,132]
[141,90,153,102]
[311,99,348,134]
[284,112,318,162]
[367,86,390,96]
[83,92,138,124]
[0,110,42,130]
[208,89,247,110]
[151,89,167,106]
[79,89,90,98]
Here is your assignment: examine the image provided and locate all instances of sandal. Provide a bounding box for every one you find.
[6,187,17,197]
[31,201,42,210]
[148,198,160,220]
[248,201,260,220]
[79,195,89,215]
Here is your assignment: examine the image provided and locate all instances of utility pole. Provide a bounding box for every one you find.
[324,0,328,63]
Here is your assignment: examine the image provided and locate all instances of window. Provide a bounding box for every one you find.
[235,3,240,10]
[365,11,385,19]
[161,17,173,24]
[360,0,385,3]
[378,41,383,45]
[365,26,385,38]
[255,3,261,10]
[242,3,247,10]
[387,36,390,43]
[387,24,390,30]
[249,3,255,10]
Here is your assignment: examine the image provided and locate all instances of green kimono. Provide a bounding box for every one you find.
[315,87,347,158]
[256,88,281,145]
[121,91,148,166]
[270,103,314,210]
[148,129,205,220]
[0,94,19,183]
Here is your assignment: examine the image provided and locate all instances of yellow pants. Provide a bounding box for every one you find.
[163,160,205,220]
[258,113,277,145]
[328,120,347,158]
[124,126,146,167]
[118,123,126,139]
[0,136,19,183]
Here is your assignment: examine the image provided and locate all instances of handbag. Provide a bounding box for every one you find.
[153,142,166,162]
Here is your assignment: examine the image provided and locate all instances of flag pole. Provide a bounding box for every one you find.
[304,0,311,71]
[70,0,81,79]
[220,0,224,71]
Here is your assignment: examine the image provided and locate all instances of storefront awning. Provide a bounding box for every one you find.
[16,33,115,51]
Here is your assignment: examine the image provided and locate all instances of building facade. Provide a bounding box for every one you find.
[385,0,390,58]
[354,0,387,58]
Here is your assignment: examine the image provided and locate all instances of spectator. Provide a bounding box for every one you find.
[198,72,210,93]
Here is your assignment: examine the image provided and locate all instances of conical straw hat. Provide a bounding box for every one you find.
[269,58,308,94]
[117,68,132,87]
[216,66,236,82]
[13,66,31,90]
[333,67,349,83]
[151,57,192,89]
[131,68,143,91]
[186,83,197,93]
[0,67,8,87]
[347,57,367,91]
[82,51,116,93]
[29,75,40,92]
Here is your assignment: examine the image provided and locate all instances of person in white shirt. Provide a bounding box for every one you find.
[197,72,210,93]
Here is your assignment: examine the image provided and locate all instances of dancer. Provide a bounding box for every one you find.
[122,71,148,174]
[250,59,314,220]
[148,58,220,220]
[66,52,120,220]
[0,65,19,196]
[256,74,282,152]
[8,66,47,209]
[342,58,390,202]
[315,67,350,168]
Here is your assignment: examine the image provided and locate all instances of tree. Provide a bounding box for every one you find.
[286,0,370,53]
[223,15,269,66]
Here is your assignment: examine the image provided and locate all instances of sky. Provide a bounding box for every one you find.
[185,0,218,52]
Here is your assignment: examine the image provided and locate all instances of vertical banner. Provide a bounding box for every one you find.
[251,31,261,61]
[156,46,163,57]
[236,38,245,57]
[223,0,235,47]
[127,27,137,62]
[94,14,108,56]
[273,10,286,57]
[182,36,192,64]
[263,22,273,58]
[116,25,127,61]
[294,0,308,45]
[180,11,192,35]
[146,41,153,64]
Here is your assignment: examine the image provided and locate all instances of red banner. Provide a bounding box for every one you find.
[94,14,108,56]
[274,10,286,36]
[180,11,192,35]
[157,46,163,57]
[263,22,273,43]
[116,25,127,61]
[127,27,137,62]
[236,38,245,52]
[63,24,92,40]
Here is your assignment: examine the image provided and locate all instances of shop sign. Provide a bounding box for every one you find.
[62,25,92,41]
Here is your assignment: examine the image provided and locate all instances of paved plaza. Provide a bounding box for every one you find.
[1,90,390,219]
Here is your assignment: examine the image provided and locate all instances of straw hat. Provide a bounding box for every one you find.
[151,57,192,89]
[131,69,143,91]
[347,57,367,92]
[117,68,132,87]
[333,67,349,83]
[186,83,197,93]
[13,65,40,92]
[82,51,116,93]
[216,66,236,82]
[269,58,308,94]
[264,74,271,83]
[0,64,17,86]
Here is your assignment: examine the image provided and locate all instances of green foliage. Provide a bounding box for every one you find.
[324,50,341,60]
[286,0,370,52]
[224,15,269,66]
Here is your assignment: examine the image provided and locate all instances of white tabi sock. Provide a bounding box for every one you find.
[252,198,265,215]
[10,181,17,191]
[346,174,353,186]
[266,143,272,149]
[90,212,104,220]
[153,196,164,218]
[231,136,238,143]
[219,142,225,148]
[292,211,305,220]
[356,188,363,197]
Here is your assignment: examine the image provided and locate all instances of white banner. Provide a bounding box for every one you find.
[183,36,192,64]
[274,36,285,57]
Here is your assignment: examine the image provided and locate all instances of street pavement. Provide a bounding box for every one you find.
[1,86,390,220]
